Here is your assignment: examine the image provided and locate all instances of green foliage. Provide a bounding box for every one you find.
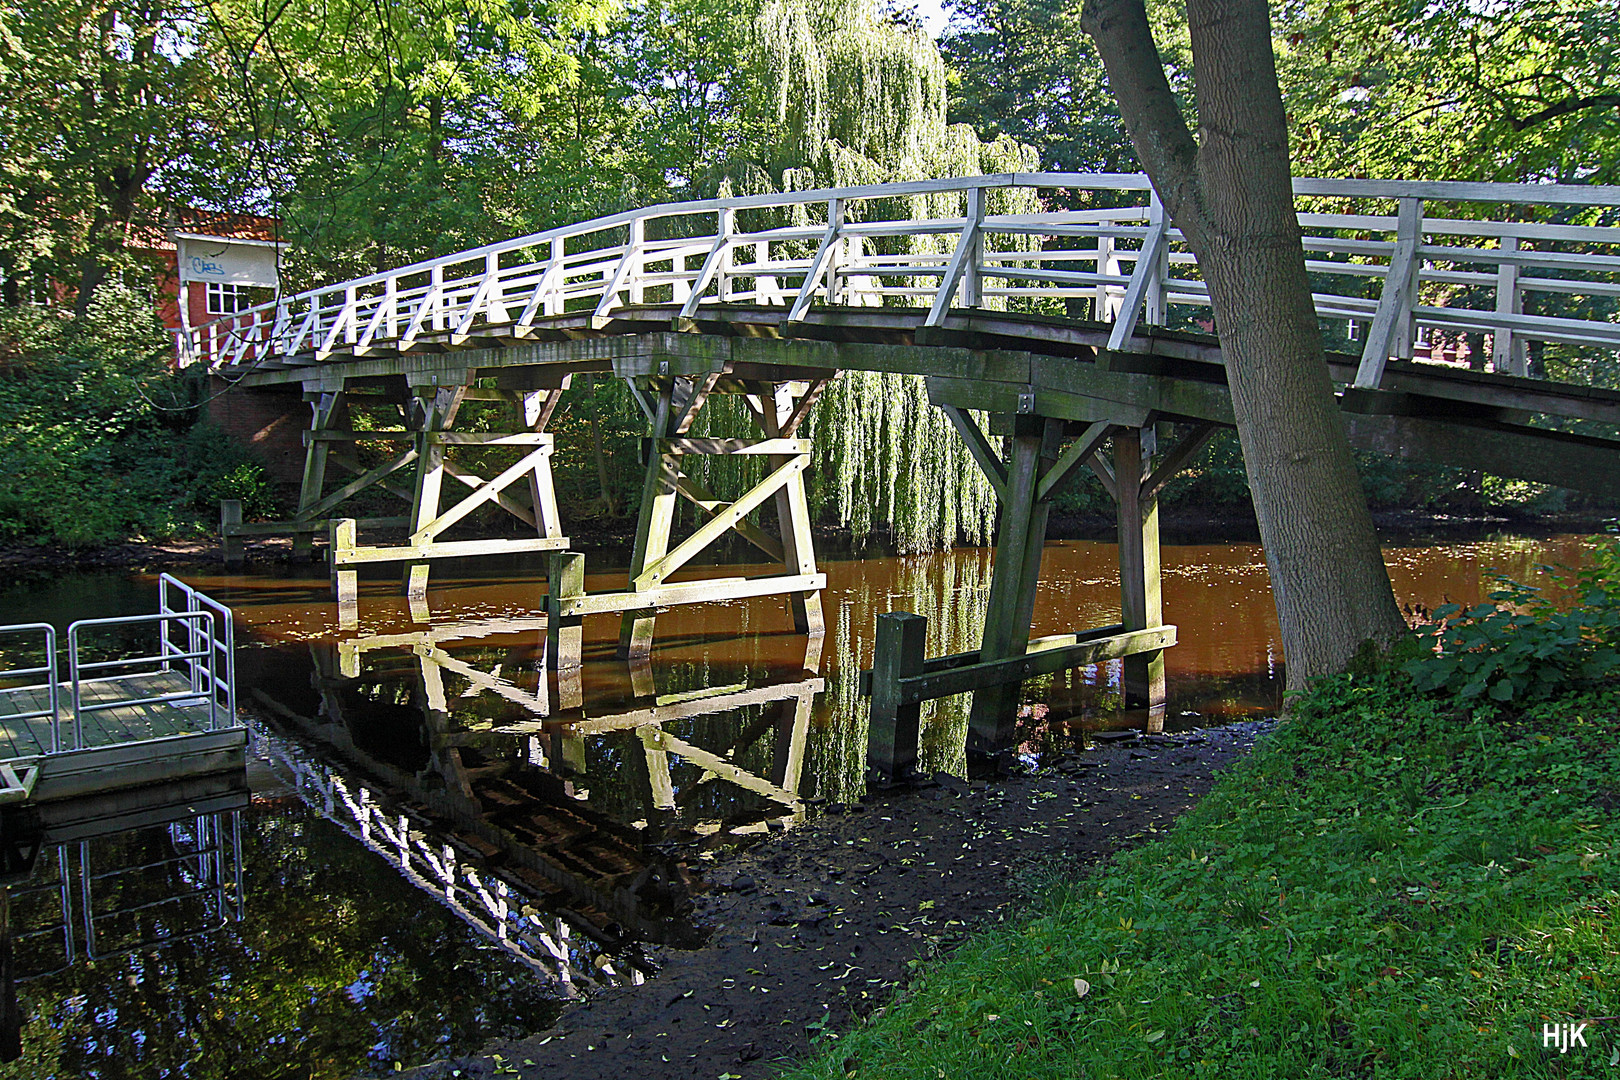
[1406,540,1620,704]
[1279,0,1620,187]
[940,0,1186,178]
[788,673,1620,1079]
[0,286,282,547]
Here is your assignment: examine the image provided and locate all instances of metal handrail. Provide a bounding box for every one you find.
[159,573,237,723]
[0,623,60,752]
[66,611,217,749]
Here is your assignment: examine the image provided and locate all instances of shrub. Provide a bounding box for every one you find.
[1405,537,1620,703]
[0,286,282,546]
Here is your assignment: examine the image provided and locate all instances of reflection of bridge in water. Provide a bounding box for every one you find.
[195,172,1620,769]
[244,611,824,994]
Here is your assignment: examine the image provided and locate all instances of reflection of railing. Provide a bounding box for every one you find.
[262,734,646,997]
[10,851,73,981]
[78,814,243,962]
[11,812,243,981]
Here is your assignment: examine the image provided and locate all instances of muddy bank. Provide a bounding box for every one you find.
[397,720,1270,1080]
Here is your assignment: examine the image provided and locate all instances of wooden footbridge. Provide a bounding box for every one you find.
[187,172,1620,768]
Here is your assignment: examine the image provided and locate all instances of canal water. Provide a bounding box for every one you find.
[0,531,1594,1078]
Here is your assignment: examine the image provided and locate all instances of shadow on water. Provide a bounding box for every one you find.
[0,530,1598,1076]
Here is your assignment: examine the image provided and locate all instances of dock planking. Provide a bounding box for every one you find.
[0,671,212,759]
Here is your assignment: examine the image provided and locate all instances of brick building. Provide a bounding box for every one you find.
[128,209,308,483]
[125,207,286,357]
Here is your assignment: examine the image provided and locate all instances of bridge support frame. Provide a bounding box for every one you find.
[542,370,827,668]
[866,391,1213,777]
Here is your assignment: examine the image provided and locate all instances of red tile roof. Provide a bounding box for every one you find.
[126,206,283,253]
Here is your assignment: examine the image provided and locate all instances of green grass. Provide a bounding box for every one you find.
[790,675,1620,1078]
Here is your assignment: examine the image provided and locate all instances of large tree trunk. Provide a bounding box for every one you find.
[1081,0,1406,687]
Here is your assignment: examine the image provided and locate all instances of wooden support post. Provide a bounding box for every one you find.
[1492,235,1527,376]
[294,390,345,559]
[547,551,586,670]
[867,612,927,784]
[331,518,359,629]
[966,415,1061,764]
[403,383,466,600]
[618,387,680,660]
[220,499,243,568]
[1115,426,1166,727]
[764,382,826,636]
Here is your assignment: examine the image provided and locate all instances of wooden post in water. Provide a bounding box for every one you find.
[1114,426,1166,726]
[966,415,1061,762]
[293,389,346,560]
[546,550,586,670]
[402,381,467,601]
[220,499,244,568]
[868,611,927,783]
[331,518,359,629]
[761,382,826,637]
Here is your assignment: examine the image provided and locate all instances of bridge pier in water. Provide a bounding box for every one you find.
[868,399,1206,777]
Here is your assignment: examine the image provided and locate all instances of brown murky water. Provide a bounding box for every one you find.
[176,530,1595,724]
[0,531,1595,1077]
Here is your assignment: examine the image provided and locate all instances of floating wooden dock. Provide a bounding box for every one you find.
[0,575,246,805]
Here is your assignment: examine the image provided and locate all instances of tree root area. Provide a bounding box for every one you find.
[402,721,1269,1080]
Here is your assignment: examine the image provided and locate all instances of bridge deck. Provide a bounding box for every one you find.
[220,302,1620,498]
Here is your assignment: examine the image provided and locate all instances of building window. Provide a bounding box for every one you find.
[205,282,252,314]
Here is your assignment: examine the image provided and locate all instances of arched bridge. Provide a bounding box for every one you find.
[190,172,1620,768]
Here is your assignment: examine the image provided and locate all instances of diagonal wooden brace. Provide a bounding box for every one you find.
[299,448,419,520]
[410,441,555,544]
[633,453,809,590]
[672,473,786,562]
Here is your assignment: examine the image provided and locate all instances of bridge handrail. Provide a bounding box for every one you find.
[182,172,1620,389]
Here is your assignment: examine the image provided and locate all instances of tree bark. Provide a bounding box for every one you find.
[1081,0,1406,688]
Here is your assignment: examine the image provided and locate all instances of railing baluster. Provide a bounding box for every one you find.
[1492,233,1526,376]
[787,197,845,322]
[1105,192,1170,354]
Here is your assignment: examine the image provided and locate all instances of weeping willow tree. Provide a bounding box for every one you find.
[806,549,997,802]
[674,0,1043,552]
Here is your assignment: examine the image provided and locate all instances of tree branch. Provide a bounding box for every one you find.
[1508,93,1620,131]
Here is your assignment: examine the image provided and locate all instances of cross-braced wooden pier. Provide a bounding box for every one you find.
[188,172,1620,767]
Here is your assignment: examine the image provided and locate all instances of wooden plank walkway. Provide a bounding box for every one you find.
[0,670,214,761]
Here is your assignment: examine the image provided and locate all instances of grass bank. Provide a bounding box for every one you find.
[790,673,1620,1078]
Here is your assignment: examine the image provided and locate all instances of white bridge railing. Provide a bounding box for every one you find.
[181,173,1620,390]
